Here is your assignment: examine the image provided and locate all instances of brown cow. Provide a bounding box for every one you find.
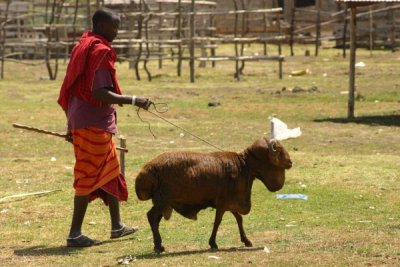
[135,137,292,253]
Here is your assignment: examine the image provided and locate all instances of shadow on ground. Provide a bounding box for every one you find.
[135,246,264,260]
[13,237,135,257]
[314,114,400,127]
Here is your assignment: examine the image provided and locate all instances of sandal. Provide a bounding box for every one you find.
[66,234,103,247]
[110,225,138,239]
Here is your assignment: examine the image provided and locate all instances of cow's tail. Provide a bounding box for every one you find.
[135,166,157,201]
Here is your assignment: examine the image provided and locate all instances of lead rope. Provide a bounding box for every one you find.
[136,103,224,152]
[136,102,168,138]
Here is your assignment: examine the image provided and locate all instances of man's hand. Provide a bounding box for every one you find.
[65,131,73,143]
[134,97,153,110]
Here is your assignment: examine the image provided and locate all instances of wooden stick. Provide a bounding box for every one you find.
[12,123,129,153]
[0,189,62,203]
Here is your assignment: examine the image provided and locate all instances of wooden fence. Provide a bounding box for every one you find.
[0,0,285,82]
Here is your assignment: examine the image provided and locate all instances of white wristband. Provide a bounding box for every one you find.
[132,95,137,106]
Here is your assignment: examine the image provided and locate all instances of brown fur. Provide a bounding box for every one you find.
[135,137,292,253]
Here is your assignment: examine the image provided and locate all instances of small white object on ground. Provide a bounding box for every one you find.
[358,220,372,223]
[285,221,297,227]
[263,246,271,254]
[355,62,366,68]
[118,255,136,265]
[276,194,308,200]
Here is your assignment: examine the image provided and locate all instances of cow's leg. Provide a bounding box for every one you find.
[231,211,252,247]
[208,208,225,250]
[147,206,165,253]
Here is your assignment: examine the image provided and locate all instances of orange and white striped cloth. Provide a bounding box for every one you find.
[72,127,128,203]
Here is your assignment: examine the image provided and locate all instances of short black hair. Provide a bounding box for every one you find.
[92,8,118,27]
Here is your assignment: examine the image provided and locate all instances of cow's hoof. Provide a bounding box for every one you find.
[154,245,165,254]
[244,240,253,247]
[209,245,218,251]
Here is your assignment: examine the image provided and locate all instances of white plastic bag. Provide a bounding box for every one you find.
[270,117,301,140]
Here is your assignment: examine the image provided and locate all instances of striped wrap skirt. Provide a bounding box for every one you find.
[72,127,128,204]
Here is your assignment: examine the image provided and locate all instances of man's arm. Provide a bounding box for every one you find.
[92,87,152,109]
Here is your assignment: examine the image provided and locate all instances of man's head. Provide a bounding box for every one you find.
[92,8,120,42]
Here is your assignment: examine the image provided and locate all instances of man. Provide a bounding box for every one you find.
[58,8,151,247]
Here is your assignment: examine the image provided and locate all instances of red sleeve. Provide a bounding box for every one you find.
[97,51,114,70]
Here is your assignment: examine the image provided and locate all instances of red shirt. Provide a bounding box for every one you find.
[58,31,122,111]
[67,69,117,134]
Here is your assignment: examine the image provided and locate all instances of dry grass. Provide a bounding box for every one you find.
[0,44,399,266]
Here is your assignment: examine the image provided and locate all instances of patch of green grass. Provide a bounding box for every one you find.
[0,44,399,266]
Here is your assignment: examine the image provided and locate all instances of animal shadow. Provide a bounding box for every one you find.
[314,114,400,127]
[136,246,264,260]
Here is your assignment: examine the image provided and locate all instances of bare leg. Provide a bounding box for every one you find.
[107,193,123,230]
[147,206,164,253]
[208,208,225,250]
[68,195,89,238]
[231,211,252,247]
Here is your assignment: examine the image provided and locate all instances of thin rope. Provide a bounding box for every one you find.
[136,102,168,138]
[137,103,224,152]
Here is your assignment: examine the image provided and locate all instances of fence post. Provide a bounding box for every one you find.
[119,136,126,176]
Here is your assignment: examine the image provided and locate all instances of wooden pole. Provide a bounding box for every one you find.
[134,0,144,80]
[45,0,56,80]
[315,0,321,57]
[143,12,152,81]
[127,1,134,69]
[390,4,395,52]
[263,0,268,56]
[238,0,247,76]
[277,10,282,80]
[158,2,163,69]
[1,0,11,79]
[177,0,183,76]
[342,5,348,58]
[119,136,126,176]
[210,4,216,67]
[289,6,295,56]
[369,5,373,55]
[233,0,240,80]
[189,0,195,83]
[348,6,356,119]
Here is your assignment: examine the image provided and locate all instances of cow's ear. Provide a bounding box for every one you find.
[249,138,269,160]
[262,137,269,145]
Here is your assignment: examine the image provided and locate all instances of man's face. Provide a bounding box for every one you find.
[101,16,120,42]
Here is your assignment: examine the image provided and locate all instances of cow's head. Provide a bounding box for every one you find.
[245,138,292,192]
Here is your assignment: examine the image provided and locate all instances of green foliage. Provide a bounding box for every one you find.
[0,44,399,266]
